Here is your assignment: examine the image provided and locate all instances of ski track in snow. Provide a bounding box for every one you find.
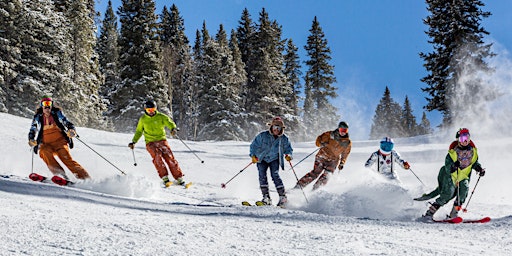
[1,113,512,255]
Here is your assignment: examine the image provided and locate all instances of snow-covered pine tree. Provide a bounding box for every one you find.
[235,8,256,112]
[283,38,305,140]
[0,0,23,112]
[3,1,68,117]
[243,8,291,137]
[196,24,247,141]
[58,0,106,129]
[111,0,168,132]
[369,86,403,139]
[97,0,120,119]
[160,4,194,139]
[421,0,494,126]
[303,16,338,139]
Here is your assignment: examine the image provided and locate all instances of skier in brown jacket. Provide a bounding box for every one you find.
[295,121,352,190]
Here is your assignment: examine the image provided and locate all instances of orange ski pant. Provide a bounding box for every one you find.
[39,128,90,179]
[146,140,183,180]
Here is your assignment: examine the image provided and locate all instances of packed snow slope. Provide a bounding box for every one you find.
[1,113,511,255]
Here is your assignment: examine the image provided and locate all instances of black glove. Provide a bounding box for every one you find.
[451,160,460,173]
[338,164,344,170]
[128,142,135,149]
[474,165,485,176]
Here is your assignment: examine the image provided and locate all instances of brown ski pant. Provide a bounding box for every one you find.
[146,140,183,180]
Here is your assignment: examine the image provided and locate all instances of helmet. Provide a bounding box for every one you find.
[455,128,470,138]
[379,137,394,154]
[338,121,349,129]
[457,128,470,143]
[144,100,156,109]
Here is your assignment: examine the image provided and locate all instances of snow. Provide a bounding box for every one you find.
[1,112,511,255]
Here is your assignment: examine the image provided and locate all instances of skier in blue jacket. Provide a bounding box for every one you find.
[250,116,293,207]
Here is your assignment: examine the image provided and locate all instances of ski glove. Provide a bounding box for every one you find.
[170,128,177,136]
[251,155,259,164]
[403,161,410,170]
[475,165,485,176]
[451,161,460,173]
[28,140,37,147]
[338,163,344,170]
[128,142,135,149]
[66,129,77,138]
[285,154,292,162]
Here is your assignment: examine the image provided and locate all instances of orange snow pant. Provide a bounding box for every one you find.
[146,140,183,180]
[39,126,90,179]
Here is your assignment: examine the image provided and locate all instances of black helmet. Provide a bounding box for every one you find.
[144,100,156,109]
[338,121,349,129]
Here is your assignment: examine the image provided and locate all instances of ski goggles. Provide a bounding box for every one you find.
[380,141,394,152]
[338,127,348,134]
[459,133,470,143]
[41,101,52,108]
[145,107,156,114]
[272,125,282,131]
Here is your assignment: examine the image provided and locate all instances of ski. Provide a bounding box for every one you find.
[241,201,267,206]
[29,173,74,186]
[165,181,193,189]
[461,217,491,223]
[432,216,463,223]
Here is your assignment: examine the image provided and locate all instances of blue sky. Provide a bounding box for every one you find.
[95,0,512,140]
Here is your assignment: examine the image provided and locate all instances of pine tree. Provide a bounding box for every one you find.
[303,16,338,138]
[111,0,167,132]
[4,1,69,117]
[59,0,106,128]
[97,0,120,115]
[369,87,403,139]
[421,0,494,125]
[0,0,23,112]
[160,4,194,138]
[418,112,433,135]
[283,39,302,116]
[197,24,247,141]
[401,96,418,137]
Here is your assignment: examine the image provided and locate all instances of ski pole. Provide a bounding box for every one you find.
[408,168,426,186]
[75,135,126,175]
[221,162,253,188]
[287,147,319,171]
[462,174,482,212]
[30,146,35,174]
[173,134,204,163]
[288,160,309,203]
[131,148,137,166]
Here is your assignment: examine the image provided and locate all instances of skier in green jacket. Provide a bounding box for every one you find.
[128,100,185,187]
[416,128,486,220]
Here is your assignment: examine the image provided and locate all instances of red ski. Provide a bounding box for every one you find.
[29,173,73,186]
[433,216,463,223]
[462,217,491,223]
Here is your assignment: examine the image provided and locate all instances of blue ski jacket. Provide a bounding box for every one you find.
[250,130,293,170]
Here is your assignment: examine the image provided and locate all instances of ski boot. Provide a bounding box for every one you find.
[277,195,288,208]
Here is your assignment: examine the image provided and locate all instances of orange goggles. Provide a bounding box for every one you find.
[41,101,52,107]
[145,107,156,113]
[338,127,348,133]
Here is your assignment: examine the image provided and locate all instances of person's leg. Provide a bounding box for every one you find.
[38,144,66,177]
[146,142,168,180]
[55,145,90,179]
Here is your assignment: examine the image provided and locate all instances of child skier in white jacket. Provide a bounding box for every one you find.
[365,137,410,181]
